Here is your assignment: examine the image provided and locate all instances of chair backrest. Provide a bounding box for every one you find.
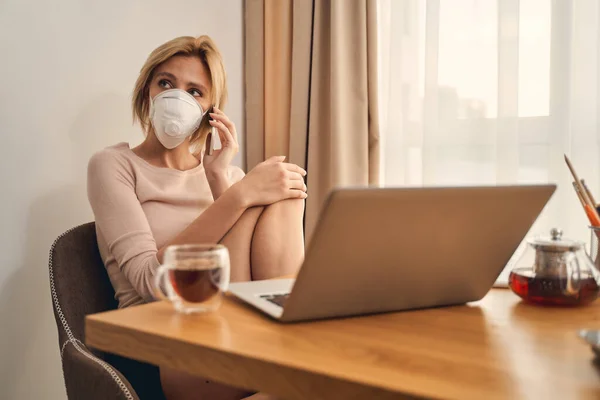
[49,222,118,349]
[49,222,165,400]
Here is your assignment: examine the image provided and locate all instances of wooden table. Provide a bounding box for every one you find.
[86,290,600,400]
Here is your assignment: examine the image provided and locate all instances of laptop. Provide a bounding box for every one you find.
[228,185,556,322]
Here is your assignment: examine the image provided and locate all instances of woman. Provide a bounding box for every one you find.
[87,35,306,400]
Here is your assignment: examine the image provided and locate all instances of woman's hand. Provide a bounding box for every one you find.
[202,106,239,175]
[236,156,307,207]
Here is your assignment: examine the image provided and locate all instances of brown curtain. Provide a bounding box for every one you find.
[245,0,312,170]
[244,0,379,243]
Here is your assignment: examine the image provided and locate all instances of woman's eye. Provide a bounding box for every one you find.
[189,89,202,97]
[158,79,172,89]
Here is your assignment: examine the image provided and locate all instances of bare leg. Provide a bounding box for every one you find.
[160,200,303,399]
[221,206,265,282]
[160,206,265,400]
[242,394,279,400]
[161,367,278,400]
[160,368,252,400]
[251,199,305,280]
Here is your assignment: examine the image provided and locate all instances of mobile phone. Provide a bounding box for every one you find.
[207,106,223,155]
[206,106,215,155]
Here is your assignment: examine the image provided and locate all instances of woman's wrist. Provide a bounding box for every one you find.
[205,168,230,200]
[205,165,227,180]
[228,180,252,209]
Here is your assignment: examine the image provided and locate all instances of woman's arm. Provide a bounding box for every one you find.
[88,150,249,301]
[88,150,162,302]
[205,169,231,200]
[156,181,247,262]
[89,149,304,301]
[205,164,246,201]
[203,107,240,200]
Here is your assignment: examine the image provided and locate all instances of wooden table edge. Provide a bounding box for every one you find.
[85,313,425,400]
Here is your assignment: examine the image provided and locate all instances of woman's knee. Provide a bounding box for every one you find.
[264,198,305,220]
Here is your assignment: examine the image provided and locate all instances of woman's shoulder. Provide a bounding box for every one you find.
[88,143,135,180]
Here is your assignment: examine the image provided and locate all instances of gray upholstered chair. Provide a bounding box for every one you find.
[49,222,165,400]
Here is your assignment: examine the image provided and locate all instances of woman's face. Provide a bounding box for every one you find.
[149,54,212,112]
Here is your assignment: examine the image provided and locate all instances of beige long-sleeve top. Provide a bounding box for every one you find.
[87,142,244,308]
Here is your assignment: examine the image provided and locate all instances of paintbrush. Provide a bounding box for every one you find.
[573,181,587,207]
[572,182,600,226]
[581,179,598,207]
[565,155,597,208]
[565,154,600,226]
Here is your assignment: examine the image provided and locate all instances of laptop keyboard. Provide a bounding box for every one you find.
[260,293,290,308]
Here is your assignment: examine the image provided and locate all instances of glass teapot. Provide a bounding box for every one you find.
[508,228,600,306]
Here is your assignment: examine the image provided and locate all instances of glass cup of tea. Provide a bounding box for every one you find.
[153,244,230,314]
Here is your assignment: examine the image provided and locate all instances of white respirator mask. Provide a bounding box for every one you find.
[149,89,206,149]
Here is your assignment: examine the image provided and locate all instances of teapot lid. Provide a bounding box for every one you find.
[527,228,583,252]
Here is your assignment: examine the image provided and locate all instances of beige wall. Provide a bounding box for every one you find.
[0,1,244,398]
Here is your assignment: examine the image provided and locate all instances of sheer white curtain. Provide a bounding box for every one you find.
[378,0,600,276]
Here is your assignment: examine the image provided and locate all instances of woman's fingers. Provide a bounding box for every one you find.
[266,155,286,163]
[209,119,237,150]
[283,163,307,176]
[287,190,308,199]
[287,171,305,181]
[288,179,307,192]
[209,110,233,131]
[208,119,227,147]
[211,107,238,145]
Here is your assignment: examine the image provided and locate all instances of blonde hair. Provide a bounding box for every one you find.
[132,35,227,150]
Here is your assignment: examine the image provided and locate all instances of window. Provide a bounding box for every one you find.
[378,0,600,263]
